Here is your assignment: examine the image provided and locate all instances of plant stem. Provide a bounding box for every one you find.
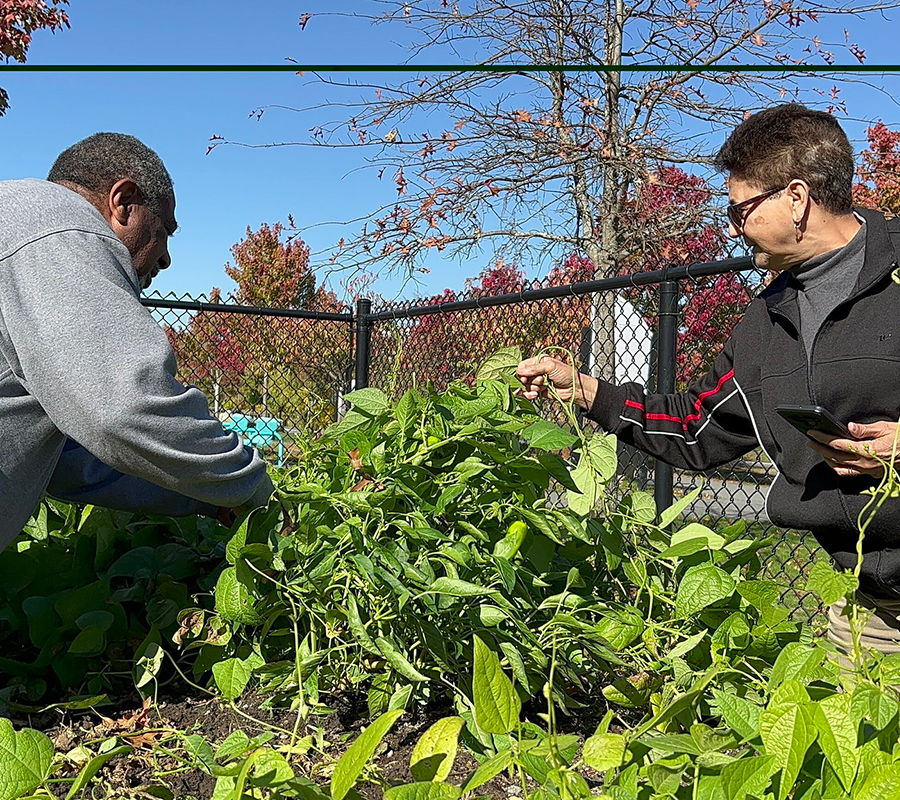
[850,419,900,675]
[164,650,296,738]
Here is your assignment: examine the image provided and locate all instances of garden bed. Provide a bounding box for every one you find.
[11,688,607,800]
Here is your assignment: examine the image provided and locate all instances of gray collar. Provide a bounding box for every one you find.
[791,221,866,291]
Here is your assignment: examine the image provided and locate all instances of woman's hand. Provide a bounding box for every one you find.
[807,420,900,478]
[515,355,596,409]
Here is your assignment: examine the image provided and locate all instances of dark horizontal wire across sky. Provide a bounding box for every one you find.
[2,63,900,73]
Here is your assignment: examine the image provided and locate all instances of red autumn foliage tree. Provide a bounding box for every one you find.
[619,166,757,387]
[676,274,752,387]
[854,121,900,214]
[546,167,757,389]
[167,225,349,435]
[618,167,725,273]
[166,287,249,416]
[0,0,69,115]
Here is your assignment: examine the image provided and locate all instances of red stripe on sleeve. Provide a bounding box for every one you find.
[681,370,735,428]
[622,369,735,430]
[646,412,688,423]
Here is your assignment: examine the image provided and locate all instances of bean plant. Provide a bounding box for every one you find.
[193,347,633,715]
[191,347,798,723]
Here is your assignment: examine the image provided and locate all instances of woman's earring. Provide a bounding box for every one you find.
[794,218,802,242]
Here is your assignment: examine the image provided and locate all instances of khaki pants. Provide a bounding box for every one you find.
[828,591,900,667]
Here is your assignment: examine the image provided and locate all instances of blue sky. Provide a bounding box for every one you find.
[0,2,415,301]
[2,1,900,302]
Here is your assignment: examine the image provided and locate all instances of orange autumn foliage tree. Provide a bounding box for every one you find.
[225,223,317,309]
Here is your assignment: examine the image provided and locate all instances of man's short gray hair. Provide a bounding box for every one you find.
[48,132,174,212]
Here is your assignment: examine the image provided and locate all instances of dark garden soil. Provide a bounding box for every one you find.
[2,684,613,800]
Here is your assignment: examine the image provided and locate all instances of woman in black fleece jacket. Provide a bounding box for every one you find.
[518,102,900,660]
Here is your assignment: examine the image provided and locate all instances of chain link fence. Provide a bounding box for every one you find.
[143,293,353,465]
[143,259,825,622]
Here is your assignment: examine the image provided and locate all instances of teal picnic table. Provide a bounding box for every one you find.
[221,413,284,466]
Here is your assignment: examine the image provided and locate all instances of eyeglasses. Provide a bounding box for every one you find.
[725,186,786,231]
[726,184,821,231]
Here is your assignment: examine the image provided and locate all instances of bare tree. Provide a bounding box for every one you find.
[212,0,900,375]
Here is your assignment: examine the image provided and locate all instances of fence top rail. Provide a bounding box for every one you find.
[141,296,353,322]
[368,255,756,322]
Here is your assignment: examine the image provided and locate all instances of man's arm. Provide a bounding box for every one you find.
[0,228,271,508]
[47,439,228,516]
[517,332,759,472]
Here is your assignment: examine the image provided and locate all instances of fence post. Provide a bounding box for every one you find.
[654,279,679,516]
[354,298,372,390]
[576,323,593,427]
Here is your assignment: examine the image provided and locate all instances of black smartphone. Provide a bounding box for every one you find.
[775,404,855,440]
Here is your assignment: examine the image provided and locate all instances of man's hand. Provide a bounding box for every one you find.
[215,506,246,528]
[516,356,596,409]
[807,420,900,478]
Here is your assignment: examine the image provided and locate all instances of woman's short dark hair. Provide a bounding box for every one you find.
[714,103,854,214]
[48,132,173,213]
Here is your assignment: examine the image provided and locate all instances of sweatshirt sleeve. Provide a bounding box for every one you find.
[46,439,222,516]
[585,328,759,471]
[0,227,272,509]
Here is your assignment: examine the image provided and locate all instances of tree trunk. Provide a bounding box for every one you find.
[588,0,626,384]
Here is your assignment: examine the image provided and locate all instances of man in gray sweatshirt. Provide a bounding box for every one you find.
[0,132,273,551]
